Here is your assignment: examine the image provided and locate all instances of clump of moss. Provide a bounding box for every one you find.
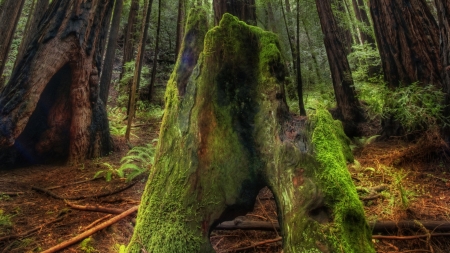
[311,109,374,253]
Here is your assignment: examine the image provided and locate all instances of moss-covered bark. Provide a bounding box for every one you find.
[127,12,374,253]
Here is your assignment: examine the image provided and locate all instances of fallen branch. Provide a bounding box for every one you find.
[372,233,450,240]
[224,237,282,252]
[83,214,112,231]
[0,215,65,242]
[41,205,139,253]
[46,177,101,190]
[32,180,137,200]
[66,202,124,214]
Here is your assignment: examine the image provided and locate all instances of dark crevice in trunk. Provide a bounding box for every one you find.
[0,64,73,168]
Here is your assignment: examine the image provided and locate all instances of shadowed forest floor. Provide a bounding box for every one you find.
[1,117,450,252]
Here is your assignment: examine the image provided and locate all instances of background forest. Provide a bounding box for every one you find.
[1,0,450,252]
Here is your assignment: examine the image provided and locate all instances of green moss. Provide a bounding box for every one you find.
[311,109,374,253]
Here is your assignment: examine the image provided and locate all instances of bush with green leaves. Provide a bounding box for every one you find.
[95,140,157,182]
[383,83,448,132]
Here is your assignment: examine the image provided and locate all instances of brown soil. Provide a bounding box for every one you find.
[1,120,450,252]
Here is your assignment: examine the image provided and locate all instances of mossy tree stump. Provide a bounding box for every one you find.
[127,12,374,253]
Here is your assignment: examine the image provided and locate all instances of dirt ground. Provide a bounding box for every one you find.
[1,118,450,252]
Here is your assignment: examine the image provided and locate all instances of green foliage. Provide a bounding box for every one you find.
[118,141,157,181]
[394,170,414,209]
[0,209,12,235]
[120,60,150,88]
[80,237,97,253]
[383,83,448,132]
[95,141,157,182]
[348,43,382,82]
[135,101,164,120]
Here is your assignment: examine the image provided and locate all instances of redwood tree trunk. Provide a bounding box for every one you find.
[0,0,113,167]
[14,0,49,68]
[99,0,124,105]
[0,0,26,78]
[126,12,374,253]
[369,0,441,88]
[213,0,256,25]
[316,0,364,136]
[435,0,450,139]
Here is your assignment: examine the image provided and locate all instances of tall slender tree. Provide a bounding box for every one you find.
[120,0,140,81]
[295,0,306,115]
[175,0,186,59]
[147,0,162,101]
[0,0,26,81]
[316,0,364,136]
[99,0,124,105]
[125,0,154,141]
[352,0,375,45]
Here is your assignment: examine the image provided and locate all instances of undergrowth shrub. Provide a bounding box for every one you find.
[383,83,448,132]
[95,140,157,182]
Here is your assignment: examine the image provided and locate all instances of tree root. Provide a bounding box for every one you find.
[41,205,138,253]
[32,180,137,200]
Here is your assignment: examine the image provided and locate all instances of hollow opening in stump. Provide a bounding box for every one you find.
[209,187,282,252]
[13,63,73,166]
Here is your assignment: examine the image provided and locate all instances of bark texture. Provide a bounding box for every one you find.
[213,0,256,25]
[0,0,113,167]
[369,0,441,88]
[435,0,450,139]
[126,13,374,253]
[0,0,26,77]
[316,0,364,136]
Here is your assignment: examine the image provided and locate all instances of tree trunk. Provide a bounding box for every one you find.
[125,0,154,141]
[147,0,161,102]
[316,0,364,137]
[213,0,256,25]
[352,0,375,45]
[14,0,49,69]
[369,0,441,88]
[333,0,354,55]
[0,0,26,78]
[120,0,139,81]
[175,0,186,59]
[295,0,306,116]
[99,0,124,105]
[435,0,450,140]
[126,12,374,253]
[0,0,113,167]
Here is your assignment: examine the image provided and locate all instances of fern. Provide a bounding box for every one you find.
[95,141,157,182]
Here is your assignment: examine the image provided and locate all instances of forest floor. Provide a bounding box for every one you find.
[1,117,450,253]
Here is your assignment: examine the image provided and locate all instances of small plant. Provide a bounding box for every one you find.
[394,170,415,209]
[95,140,158,182]
[80,237,97,253]
[0,209,12,235]
[118,140,157,182]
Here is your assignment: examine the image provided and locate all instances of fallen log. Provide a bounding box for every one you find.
[214,220,450,233]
